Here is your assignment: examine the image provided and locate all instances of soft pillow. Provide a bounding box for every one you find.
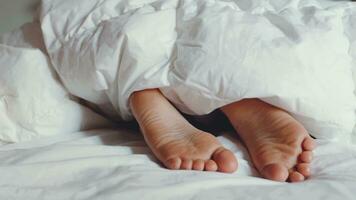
[0,23,111,143]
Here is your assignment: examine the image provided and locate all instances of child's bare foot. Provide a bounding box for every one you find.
[221,99,315,182]
[130,89,238,173]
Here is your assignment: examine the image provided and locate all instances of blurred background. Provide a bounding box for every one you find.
[0,0,40,35]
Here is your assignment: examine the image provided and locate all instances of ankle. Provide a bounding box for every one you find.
[129,89,187,130]
[130,89,159,108]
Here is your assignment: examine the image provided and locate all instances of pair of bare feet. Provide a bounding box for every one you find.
[130,89,315,182]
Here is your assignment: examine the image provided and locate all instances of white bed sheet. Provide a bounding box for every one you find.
[0,128,355,200]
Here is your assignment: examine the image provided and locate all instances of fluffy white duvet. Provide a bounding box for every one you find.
[38,0,356,143]
[0,0,355,143]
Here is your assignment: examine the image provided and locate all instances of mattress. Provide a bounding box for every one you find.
[0,128,356,200]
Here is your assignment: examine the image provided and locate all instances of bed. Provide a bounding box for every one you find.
[1,128,356,199]
[1,0,356,199]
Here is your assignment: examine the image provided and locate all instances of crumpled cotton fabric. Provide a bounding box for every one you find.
[0,23,112,143]
[39,0,356,143]
[1,129,356,200]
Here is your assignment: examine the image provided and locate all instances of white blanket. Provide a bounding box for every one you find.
[39,0,356,144]
[0,128,355,200]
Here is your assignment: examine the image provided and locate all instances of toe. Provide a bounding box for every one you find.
[205,160,218,171]
[288,171,305,182]
[299,151,313,163]
[302,137,316,151]
[181,159,193,170]
[212,147,238,173]
[261,163,289,182]
[296,163,311,177]
[192,159,205,171]
[165,158,181,170]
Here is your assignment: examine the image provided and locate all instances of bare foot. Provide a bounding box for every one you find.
[221,99,315,182]
[130,89,238,173]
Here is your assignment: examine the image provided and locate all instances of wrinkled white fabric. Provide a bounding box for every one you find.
[0,128,356,200]
[0,23,112,143]
[39,0,356,143]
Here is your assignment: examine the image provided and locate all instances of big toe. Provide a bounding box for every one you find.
[212,147,238,173]
[261,163,289,182]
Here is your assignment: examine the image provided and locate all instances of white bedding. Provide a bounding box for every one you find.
[39,0,356,143]
[0,128,356,200]
[1,0,356,199]
[0,0,355,144]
